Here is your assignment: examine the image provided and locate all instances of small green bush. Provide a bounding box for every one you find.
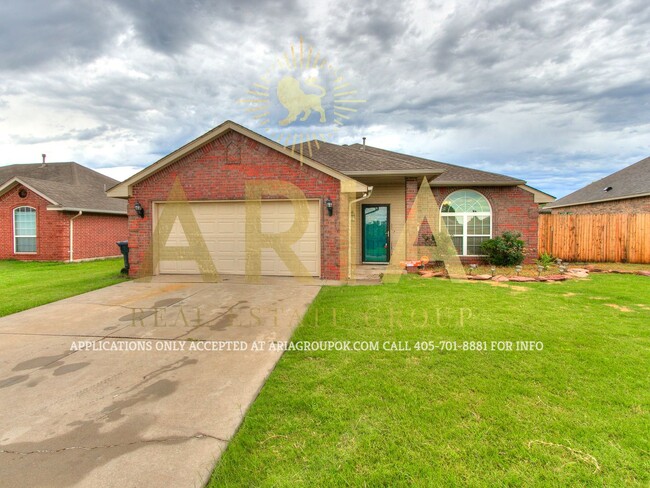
[480,231,526,266]
[536,252,555,268]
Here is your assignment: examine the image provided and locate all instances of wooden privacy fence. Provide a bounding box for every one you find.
[538,213,650,263]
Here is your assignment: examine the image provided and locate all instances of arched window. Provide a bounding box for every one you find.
[14,206,37,253]
[440,190,491,256]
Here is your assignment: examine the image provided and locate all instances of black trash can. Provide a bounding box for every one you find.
[116,241,129,274]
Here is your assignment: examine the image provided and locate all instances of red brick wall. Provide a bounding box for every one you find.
[403,178,538,263]
[0,185,69,260]
[72,213,128,260]
[0,185,128,261]
[550,195,650,214]
[405,177,418,218]
[432,186,538,263]
[128,131,342,279]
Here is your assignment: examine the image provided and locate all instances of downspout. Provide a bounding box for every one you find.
[347,186,373,280]
[69,211,82,262]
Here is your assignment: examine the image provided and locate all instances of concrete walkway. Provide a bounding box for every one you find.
[0,276,321,487]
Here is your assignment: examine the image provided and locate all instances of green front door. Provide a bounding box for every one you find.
[362,204,390,262]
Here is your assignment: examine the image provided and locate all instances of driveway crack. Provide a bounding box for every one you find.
[0,432,226,455]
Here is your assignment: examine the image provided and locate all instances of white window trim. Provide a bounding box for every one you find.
[13,206,37,254]
[440,190,492,256]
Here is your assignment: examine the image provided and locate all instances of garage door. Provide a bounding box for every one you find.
[155,200,320,276]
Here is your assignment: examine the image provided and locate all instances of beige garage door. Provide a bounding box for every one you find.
[156,200,320,276]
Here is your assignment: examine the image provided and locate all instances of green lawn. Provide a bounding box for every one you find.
[0,259,127,318]
[210,274,649,486]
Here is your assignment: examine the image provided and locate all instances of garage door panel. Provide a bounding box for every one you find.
[157,201,320,276]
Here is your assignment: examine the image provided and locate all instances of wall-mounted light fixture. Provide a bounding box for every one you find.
[134,201,145,218]
[325,197,333,217]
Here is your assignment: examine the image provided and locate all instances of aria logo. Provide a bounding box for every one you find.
[241,38,365,161]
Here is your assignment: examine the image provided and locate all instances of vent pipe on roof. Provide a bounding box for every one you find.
[41,154,46,167]
[361,137,366,150]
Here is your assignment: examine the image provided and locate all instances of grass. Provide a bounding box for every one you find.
[0,259,127,318]
[577,262,650,271]
[210,274,649,486]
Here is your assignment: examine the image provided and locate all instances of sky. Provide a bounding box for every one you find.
[1,0,649,198]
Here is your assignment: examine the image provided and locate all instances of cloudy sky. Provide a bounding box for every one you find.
[1,0,649,198]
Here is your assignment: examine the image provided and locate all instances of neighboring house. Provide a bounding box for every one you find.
[0,162,128,261]
[108,120,552,280]
[545,156,650,214]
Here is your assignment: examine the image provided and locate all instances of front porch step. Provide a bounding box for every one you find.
[353,264,390,281]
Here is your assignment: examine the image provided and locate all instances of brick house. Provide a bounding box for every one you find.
[108,120,550,280]
[0,162,128,261]
[545,156,650,214]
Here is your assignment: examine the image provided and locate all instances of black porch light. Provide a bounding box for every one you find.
[134,201,145,218]
[325,197,333,217]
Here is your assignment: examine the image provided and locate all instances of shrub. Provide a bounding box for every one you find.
[479,231,525,266]
[536,252,555,268]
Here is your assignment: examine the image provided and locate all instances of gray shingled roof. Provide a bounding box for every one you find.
[304,140,524,185]
[0,163,127,214]
[546,156,650,209]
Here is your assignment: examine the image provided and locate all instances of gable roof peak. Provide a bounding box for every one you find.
[0,161,126,214]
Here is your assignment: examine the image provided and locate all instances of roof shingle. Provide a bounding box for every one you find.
[0,162,127,214]
[304,140,524,185]
[546,156,650,209]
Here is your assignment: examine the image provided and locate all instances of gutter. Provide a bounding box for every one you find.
[48,206,127,216]
[428,180,525,187]
[342,169,444,177]
[69,211,83,262]
[347,186,374,280]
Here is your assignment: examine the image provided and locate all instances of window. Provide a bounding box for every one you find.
[14,207,36,253]
[440,190,491,255]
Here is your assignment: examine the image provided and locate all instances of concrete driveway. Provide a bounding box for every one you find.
[0,276,321,487]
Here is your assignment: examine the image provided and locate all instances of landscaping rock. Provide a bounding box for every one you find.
[610,270,634,274]
[566,268,589,278]
[585,265,605,273]
[491,275,509,282]
[468,274,492,280]
[419,271,446,278]
[545,274,569,281]
[635,270,650,277]
[509,276,536,282]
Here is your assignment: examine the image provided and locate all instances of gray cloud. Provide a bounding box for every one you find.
[0,0,649,198]
[0,1,121,70]
[112,0,304,53]
[13,125,110,144]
